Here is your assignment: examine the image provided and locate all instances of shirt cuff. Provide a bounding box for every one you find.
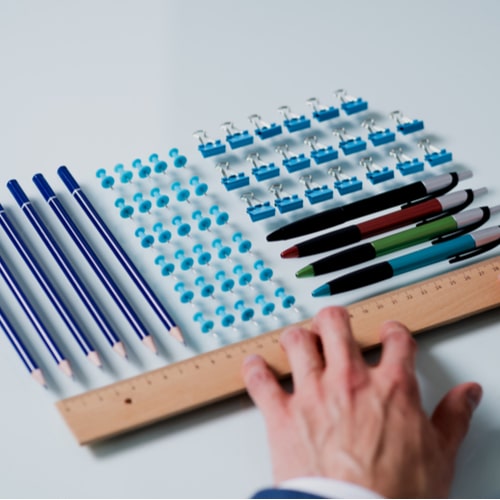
[278,477,384,499]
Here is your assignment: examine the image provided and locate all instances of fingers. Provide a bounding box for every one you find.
[431,382,483,458]
[242,354,288,421]
[311,306,366,379]
[379,321,417,374]
[280,326,324,389]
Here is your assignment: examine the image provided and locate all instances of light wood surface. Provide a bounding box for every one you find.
[57,256,500,445]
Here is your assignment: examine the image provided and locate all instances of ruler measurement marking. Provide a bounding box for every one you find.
[57,257,500,444]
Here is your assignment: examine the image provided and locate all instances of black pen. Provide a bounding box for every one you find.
[266,171,472,241]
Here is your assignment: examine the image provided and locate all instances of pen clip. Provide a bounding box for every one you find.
[448,238,500,264]
[401,172,460,208]
[416,189,476,226]
[432,207,491,244]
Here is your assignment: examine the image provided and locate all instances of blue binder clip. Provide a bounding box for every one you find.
[269,184,304,214]
[306,97,340,122]
[216,161,250,191]
[299,175,334,205]
[248,113,282,140]
[389,147,425,176]
[390,110,424,135]
[333,128,367,156]
[361,119,396,146]
[275,144,311,173]
[328,166,363,195]
[246,152,280,181]
[193,129,226,158]
[277,105,311,133]
[335,88,368,115]
[240,192,276,222]
[418,139,453,167]
[304,136,339,164]
[361,157,395,185]
[221,121,254,149]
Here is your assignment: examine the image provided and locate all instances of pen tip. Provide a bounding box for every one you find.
[266,230,281,242]
[312,283,331,297]
[296,265,314,278]
[281,246,299,259]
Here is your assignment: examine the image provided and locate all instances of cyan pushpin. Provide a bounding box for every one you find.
[194,276,215,298]
[233,264,252,287]
[275,287,298,311]
[189,176,208,197]
[149,153,168,174]
[169,148,188,168]
[154,255,175,277]
[255,294,276,316]
[234,300,254,322]
[132,158,152,179]
[254,259,273,281]
[135,227,155,248]
[192,244,212,266]
[174,282,194,304]
[96,169,115,189]
[215,306,235,327]
[133,192,152,214]
[192,210,211,231]
[171,181,191,203]
[114,163,134,183]
[150,187,170,209]
[209,205,229,226]
[174,249,194,271]
[212,238,232,260]
[193,312,214,334]
[114,198,134,219]
[172,215,191,237]
[152,222,172,244]
[215,270,235,293]
[232,232,252,254]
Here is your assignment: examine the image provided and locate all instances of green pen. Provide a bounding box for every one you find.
[296,204,500,278]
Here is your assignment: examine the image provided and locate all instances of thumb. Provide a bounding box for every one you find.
[431,382,482,457]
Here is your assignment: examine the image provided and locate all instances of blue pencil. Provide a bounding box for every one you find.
[32,174,157,354]
[55,166,184,344]
[7,180,127,359]
[0,204,101,368]
[0,303,47,386]
[0,252,72,377]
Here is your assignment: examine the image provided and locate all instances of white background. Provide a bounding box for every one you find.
[0,0,499,497]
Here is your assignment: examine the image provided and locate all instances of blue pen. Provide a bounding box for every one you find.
[32,174,157,354]
[55,166,184,344]
[0,204,100,367]
[7,180,126,359]
[0,251,71,377]
[0,303,46,386]
[313,225,500,296]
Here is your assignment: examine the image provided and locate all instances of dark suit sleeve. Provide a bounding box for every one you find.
[252,488,326,499]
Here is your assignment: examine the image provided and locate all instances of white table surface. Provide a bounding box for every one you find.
[1,0,499,497]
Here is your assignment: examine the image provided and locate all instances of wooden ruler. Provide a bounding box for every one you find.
[57,256,500,445]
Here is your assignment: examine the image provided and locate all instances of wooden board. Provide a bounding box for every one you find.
[57,256,500,445]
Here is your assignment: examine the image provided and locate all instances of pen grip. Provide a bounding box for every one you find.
[312,244,376,275]
[297,225,362,256]
[328,262,394,294]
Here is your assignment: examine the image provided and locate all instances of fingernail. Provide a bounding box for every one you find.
[467,385,483,410]
[243,354,262,366]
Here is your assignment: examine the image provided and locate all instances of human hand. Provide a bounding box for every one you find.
[242,306,482,498]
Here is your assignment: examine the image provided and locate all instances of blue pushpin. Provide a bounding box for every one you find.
[360,157,395,185]
[335,88,368,115]
[174,282,194,304]
[192,244,212,266]
[232,232,252,254]
[389,148,424,176]
[255,295,275,316]
[211,238,232,260]
[274,287,298,311]
[189,176,208,197]
[233,264,253,287]
[240,192,276,222]
[248,113,282,140]
[193,312,215,333]
[328,166,363,195]
[418,139,452,167]
[169,148,188,168]
[361,119,396,147]
[194,276,215,298]
[304,136,339,165]
[215,306,235,327]
[149,153,168,174]
[306,97,340,122]
[114,197,134,219]
[132,158,152,179]
[269,184,304,214]
[390,110,424,135]
[234,300,254,322]
[299,175,334,205]
[193,129,226,158]
[253,259,273,281]
[172,215,191,237]
[96,169,115,189]
[216,161,250,191]
[150,187,170,209]
[191,210,211,231]
[114,163,133,183]
[174,249,194,271]
[275,144,311,173]
[215,270,235,293]
[154,255,175,277]
[152,222,172,244]
[133,192,152,214]
[221,121,254,149]
[333,128,367,156]
[135,227,155,248]
[277,105,311,133]
[246,152,280,181]
[209,205,229,226]
[171,181,191,203]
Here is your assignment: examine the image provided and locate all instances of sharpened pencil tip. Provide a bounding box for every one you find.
[312,283,331,297]
[58,360,74,378]
[281,246,299,259]
[296,264,314,278]
[31,369,47,387]
[170,326,185,345]
[113,342,128,358]
[87,351,103,368]
[142,335,158,354]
